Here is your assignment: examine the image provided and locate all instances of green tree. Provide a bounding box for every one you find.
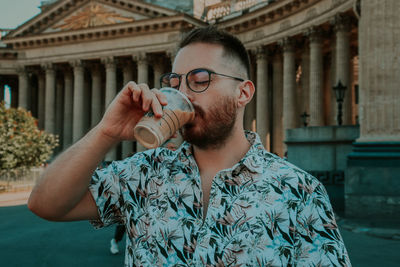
[0,101,58,177]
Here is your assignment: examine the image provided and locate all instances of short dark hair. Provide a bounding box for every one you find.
[178,26,250,79]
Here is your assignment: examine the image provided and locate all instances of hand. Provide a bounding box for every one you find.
[96,81,168,143]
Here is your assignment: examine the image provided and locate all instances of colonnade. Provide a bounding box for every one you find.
[7,14,356,159]
[12,53,170,160]
[251,13,356,156]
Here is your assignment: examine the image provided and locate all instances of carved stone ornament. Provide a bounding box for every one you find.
[101,57,116,69]
[53,3,134,31]
[279,37,295,52]
[255,46,268,60]
[133,52,147,64]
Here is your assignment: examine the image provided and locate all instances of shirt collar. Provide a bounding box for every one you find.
[176,131,266,174]
[239,131,266,174]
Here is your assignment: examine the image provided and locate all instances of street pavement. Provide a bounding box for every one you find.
[0,193,399,266]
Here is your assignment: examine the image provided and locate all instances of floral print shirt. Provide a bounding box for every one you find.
[89,131,351,267]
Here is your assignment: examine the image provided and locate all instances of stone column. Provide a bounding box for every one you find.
[300,47,310,116]
[346,0,400,220]
[333,14,352,125]
[103,57,118,161]
[323,53,334,126]
[17,66,29,110]
[134,53,149,152]
[63,69,73,149]
[166,49,177,69]
[329,45,337,125]
[55,75,64,150]
[71,60,85,142]
[281,38,297,149]
[255,46,270,149]
[244,52,256,132]
[308,27,324,126]
[358,2,400,141]
[153,60,164,89]
[42,63,56,134]
[37,73,45,129]
[91,64,102,128]
[83,71,91,134]
[272,53,284,157]
[121,60,134,158]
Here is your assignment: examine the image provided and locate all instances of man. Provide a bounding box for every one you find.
[29,26,351,266]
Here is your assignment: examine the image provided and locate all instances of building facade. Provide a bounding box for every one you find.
[1,0,399,219]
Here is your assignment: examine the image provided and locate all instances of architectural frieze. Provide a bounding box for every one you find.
[6,0,177,39]
[219,0,356,48]
[3,14,205,50]
[0,49,17,60]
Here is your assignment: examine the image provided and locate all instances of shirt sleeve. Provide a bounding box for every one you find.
[88,161,125,228]
[294,181,352,266]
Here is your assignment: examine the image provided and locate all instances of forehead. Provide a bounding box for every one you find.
[172,43,227,73]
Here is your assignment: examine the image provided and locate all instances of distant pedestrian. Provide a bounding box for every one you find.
[110,224,125,254]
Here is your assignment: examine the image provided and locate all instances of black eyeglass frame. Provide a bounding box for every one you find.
[159,68,245,93]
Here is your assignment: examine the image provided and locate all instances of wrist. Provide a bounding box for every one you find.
[90,125,121,150]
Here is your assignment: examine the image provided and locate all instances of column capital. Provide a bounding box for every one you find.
[101,56,116,69]
[41,62,54,71]
[305,27,323,43]
[279,37,295,52]
[166,48,177,60]
[69,59,84,69]
[132,52,147,64]
[331,13,352,32]
[16,65,28,75]
[253,46,269,60]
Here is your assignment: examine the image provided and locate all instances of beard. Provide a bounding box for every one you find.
[180,96,237,150]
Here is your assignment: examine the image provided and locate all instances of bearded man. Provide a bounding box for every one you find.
[29,26,351,266]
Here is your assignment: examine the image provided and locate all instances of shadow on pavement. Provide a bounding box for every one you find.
[0,205,124,267]
[1,204,400,266]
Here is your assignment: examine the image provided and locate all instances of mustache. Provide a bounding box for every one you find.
[192,103,205,118]
[183,103,204,129]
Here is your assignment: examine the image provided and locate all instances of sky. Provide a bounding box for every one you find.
[0,0,42,29]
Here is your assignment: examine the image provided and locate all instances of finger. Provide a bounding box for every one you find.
[139,84,154,112]
[150,94,163,118]
[151,89,168,106]
[126,82,142,103]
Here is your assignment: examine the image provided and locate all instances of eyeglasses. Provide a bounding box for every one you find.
[160,68,244,93]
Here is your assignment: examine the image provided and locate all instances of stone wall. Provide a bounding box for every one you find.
[286,125,359,213]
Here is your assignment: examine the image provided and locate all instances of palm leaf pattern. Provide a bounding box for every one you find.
[89,132,351,266]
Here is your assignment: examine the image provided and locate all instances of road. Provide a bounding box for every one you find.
[1,204,399,266]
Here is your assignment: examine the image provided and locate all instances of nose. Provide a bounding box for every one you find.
[178,77,194,102]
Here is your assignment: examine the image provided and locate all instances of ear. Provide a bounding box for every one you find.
[237,80,255,108]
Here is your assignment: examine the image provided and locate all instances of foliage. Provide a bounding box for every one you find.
[0,101,58,176]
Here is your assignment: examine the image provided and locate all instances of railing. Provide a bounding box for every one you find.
[205,0,275,21]
[0,29,12,40]
[0,167,44,193]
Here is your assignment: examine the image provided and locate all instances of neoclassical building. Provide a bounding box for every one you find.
[1,0,399,219]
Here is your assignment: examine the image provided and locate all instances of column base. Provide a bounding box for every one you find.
[345,142,400,221]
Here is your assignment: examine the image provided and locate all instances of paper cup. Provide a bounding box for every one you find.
[133,88,195,149]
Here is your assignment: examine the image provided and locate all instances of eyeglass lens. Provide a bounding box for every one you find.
[161,69,211,92]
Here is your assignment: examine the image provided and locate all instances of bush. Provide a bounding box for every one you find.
[0,101,59,176]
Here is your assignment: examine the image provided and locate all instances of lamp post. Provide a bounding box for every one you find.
[333,80,347,126]
[300,111,310,127]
